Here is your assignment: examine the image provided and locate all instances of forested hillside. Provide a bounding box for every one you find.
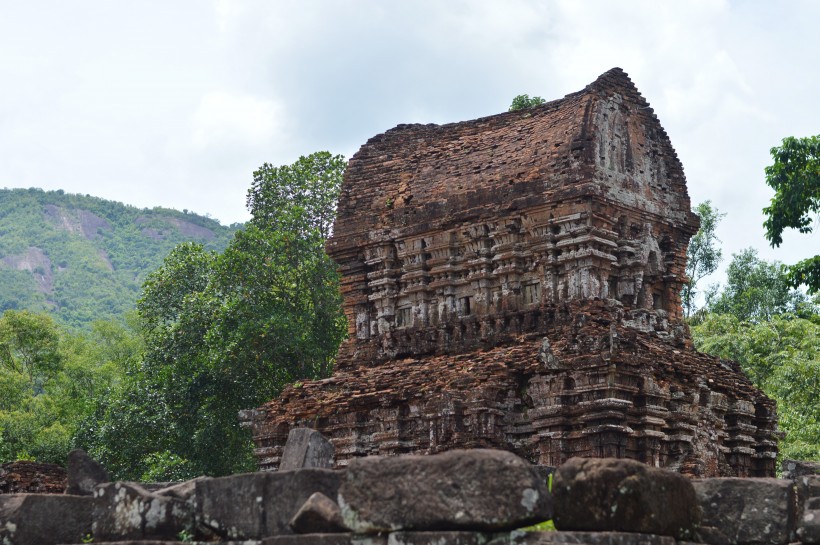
[0,154,347,479]
[0,188,241,329]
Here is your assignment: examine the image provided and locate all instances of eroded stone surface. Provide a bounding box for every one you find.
[243,68,779,478]
[782,459,820,480]
[552,458,699,540]
[196,469,342,539]
[800,509,820,544]
[92,481,193,541]
[280,428,335,471]
[693,477,795,545]
[338,449,551,533]
[153,476,210,503]
[498,531,677,545]
[0,493,92,545]
[67,448,110,496]
[263,535,386,545]
[289,491,347,534]
[388,531,491,545]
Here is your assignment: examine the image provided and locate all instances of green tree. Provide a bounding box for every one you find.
[692,312,820,460]
[0,310,62,391]
[249,152,346,240]
[682,201,725,318]
[706,248,812,323]
[763,135,820,293]
[509,94,546,112]
[0,312,136,465]
[75,243,219,479]
[78,152,348,478]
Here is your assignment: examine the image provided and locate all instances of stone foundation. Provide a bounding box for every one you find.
[0,452,818,545]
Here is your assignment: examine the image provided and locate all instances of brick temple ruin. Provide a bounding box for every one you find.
[241,68,780,477]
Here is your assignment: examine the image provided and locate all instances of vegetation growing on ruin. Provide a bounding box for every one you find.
[508,94,546,111]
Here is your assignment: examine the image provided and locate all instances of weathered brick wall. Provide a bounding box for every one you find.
[0,460,66,494]
[328,68,696,359]
[243,68,779,477]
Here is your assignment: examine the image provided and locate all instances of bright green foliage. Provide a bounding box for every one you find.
[0,310,138,465]
[763,135,820,293]
[705,248,813,323]
[140,451,192,482]
[695,249,820,460]
[249,152,346,240]
[509,94,546,112]
[692,312,820,461]
[682,201,725,317]
[77,152,348,478]
[0,188,239,329]
[0,310,62,390]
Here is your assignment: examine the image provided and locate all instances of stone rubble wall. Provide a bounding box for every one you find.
[1,450,818,545]
[0,460,67,494]
[243,300,778,478]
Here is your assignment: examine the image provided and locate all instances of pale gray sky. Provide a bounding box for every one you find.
[1,1,818,287]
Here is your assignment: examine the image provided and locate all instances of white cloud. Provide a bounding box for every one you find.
[191,91,286,153]
[0,0,817,258]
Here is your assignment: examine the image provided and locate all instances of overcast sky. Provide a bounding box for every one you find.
[1,0,817,288]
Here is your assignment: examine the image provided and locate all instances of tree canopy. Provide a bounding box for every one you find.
[692,312,820,461]
[0,310,139,465]
[682,201,724,317]
[688,237,820,462]
[75,152,348,479]
[763,135,820,293]
[705,248,814,323]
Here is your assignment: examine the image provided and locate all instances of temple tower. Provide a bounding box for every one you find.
[241,68,779,477]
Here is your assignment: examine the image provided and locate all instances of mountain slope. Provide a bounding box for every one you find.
[0,188,241,328]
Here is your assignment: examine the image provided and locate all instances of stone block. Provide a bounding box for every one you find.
[798,509,820,544]
[782,459,820,480]
[92,481,193,541]
[498,532,677,545]
[67,448,110,496]
[196,472,267,539]
[290,491,348,533]
[389,531,491,545]
[693,477,795,545]
[338,449,552,533]
[267,469,344,535]
[197,469,342,539]
[263,535,386,545]
[0,493,92,545]
[279,427,335,471]
[154,476,210,503]
[68,542,261,545]
[552,458,700,540]
[797,475,820,508]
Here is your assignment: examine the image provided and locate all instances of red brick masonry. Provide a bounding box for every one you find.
[242,68,779,477]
